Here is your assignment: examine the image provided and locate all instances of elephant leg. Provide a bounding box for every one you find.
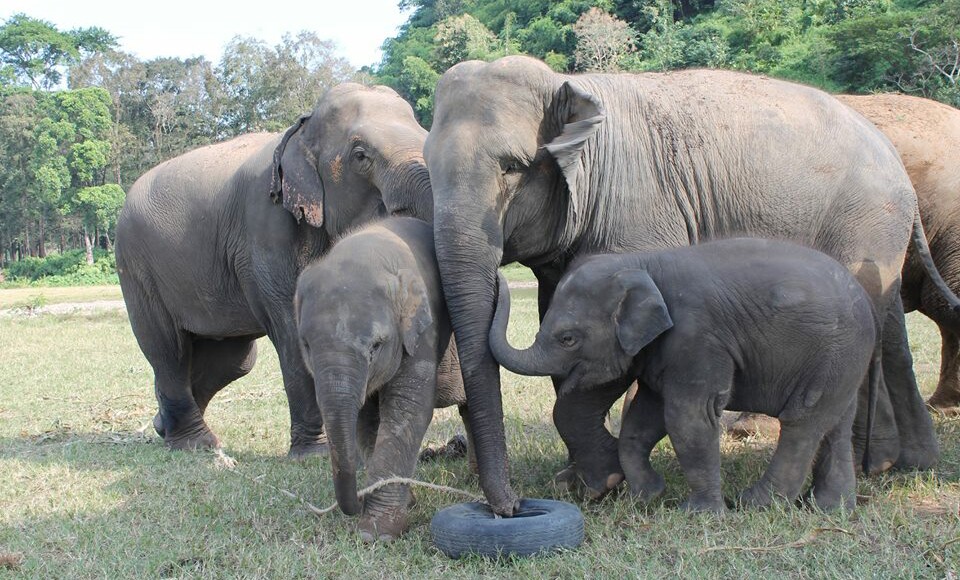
[808,398,857,511]
[458,405,478,474]
[619,383,667,503]
[928,324,960,410]
[357,394,380,462]
[189,337,258,414]
[663,389,726,514]
[880,297,939,470]
[552,377,629,499]
[359,366,436,543]
[269,322,327,459]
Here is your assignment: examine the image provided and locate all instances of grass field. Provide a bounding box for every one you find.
[0,286,123,309]
[1,287,959,578]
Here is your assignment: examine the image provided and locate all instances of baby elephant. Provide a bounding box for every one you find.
[490,238,878,513]
[295,217,468,542]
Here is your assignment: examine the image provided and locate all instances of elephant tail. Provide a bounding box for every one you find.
[911,208,960,313]
[862,339,881,474]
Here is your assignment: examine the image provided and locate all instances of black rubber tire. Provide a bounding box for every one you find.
[430,498,584,559]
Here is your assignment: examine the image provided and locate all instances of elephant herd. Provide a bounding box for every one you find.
[115,55,960,543]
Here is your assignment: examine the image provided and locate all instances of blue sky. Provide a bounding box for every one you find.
[0,0,412,69]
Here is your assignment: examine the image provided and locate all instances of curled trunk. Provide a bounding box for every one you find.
[489,273,553,376]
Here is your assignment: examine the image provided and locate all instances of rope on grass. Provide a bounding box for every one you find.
[697,527,853,555]
[213,449,484,517]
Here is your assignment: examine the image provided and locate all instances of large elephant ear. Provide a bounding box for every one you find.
[544,81,605,227]
[613,269,673,357]
[397,268,433,356]
[270,114,325,229]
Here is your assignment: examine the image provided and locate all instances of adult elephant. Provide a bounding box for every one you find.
[116,84,432,457]
[838,94,960,410]
[425,55,955,515]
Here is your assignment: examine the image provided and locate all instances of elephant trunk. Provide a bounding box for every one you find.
[489,273,553,376]
[433,182,518,515]
[382,158,433,222]
[314,357,366,516]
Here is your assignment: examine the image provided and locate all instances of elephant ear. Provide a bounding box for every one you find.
[544,81,605,231]
[397,268,433,356]
[270,114,326,229]
[613,269,673,357]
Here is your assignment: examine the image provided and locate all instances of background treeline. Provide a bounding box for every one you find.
[0,0,958,277]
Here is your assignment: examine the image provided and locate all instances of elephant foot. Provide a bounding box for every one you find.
[679,494,727,514]
[625,471,665,503]
[553,464,624,500]
[418,434,468,462]
[737,481,784,509]
[892,442,938,471]
[854,436,898,475]
[287,432,329,461]
[153,412,165,437]
[724,412,780,440]
[165,424,220,451]
[927,389,960,414]
[359,509,408,544]
[804,485,855,512]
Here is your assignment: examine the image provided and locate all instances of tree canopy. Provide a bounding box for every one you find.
[0,3,958,267]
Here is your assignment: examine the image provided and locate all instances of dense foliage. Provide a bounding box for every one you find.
[0,14,357,270]
[376,0,960,125]
[0,2,957,276]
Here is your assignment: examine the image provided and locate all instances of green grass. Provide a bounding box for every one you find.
[1,291,959,577]
[0,285,123,309]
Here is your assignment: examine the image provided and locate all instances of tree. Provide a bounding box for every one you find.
[0,14,115,90]
[73,183,123,262]
[573,7,636,71]
[435,14,502,68]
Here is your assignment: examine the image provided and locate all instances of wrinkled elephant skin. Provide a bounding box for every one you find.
[116,84,432,456]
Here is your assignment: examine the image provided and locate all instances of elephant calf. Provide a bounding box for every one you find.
[295,217,468,542]
[490,238,878,512]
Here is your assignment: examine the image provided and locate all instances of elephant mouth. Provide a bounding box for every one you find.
[556,364,584,399]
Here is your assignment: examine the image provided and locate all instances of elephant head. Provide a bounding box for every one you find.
[489,264,673,394]
[294,261,433,516]
[424,56,606,514]
[271,83,432,236]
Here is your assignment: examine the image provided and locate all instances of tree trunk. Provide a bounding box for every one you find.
[37,216,46,258]
[83,226,94,265]
[59,232,65,254]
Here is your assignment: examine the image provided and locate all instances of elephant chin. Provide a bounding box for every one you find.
[557,364,584,398]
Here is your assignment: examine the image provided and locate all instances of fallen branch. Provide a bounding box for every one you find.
[698,527,853,555]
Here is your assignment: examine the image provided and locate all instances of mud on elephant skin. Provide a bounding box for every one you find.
[491,239,878,512]
[116,84,432,457]
[425,55,953,514]
[295,217,470,543]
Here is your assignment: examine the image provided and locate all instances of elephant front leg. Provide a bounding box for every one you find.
[272,325,328,459]
[928,325,960,410]
[552,378,628,499]
[619,383,667,503]
[359,369,436,543]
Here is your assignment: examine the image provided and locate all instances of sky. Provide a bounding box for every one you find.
[0,0,412,69]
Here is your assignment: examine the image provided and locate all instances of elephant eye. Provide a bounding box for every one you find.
[352,146,371,164]
[558,333,579,349]
[371,337,385,352]
[501,159,525,175]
